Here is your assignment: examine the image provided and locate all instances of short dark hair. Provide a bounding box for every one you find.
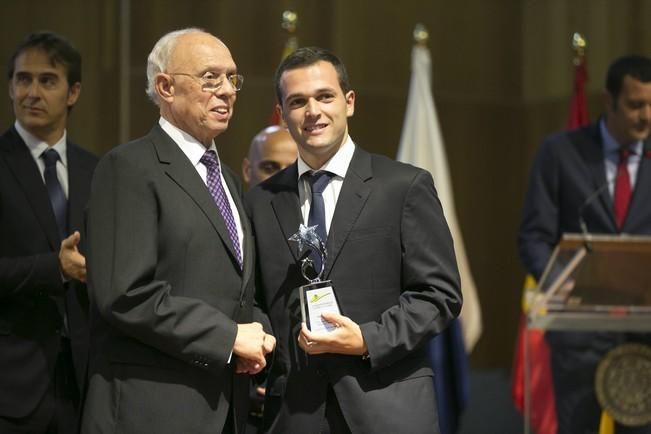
[274,46,351,104]
[8,31,81,87]
[605,55,651,103]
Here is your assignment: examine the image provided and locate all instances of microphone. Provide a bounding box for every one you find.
[577,181,609,252]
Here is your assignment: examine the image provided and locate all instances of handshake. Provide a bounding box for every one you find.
[233,322,276,375]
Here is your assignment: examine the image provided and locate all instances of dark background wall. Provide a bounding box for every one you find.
[2,0,650,371]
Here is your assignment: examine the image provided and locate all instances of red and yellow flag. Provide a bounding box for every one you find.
[512,33,589,434]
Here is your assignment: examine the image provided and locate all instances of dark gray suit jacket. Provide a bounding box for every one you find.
[82,125,258,434]
[0,126,96,418]
[246,146,462,434]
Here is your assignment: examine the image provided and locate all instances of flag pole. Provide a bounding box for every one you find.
[281,10,299,56]
[567,32,589,129]
[269,10,299,126]
[413,23,429,45]
[572,32,586,65]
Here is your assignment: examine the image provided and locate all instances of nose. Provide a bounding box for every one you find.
[305,98,320,117]
[25,80,41,98]
[213,77,236,98]
[641,104,651,122]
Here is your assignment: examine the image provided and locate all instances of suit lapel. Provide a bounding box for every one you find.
[573,124,617,230]
[624,137,651,230]
[1,127,60,249]
[67,143,94,234]
[324,147,372,278]
[221,166,253,288]
[270,164,303,263]
[149,125,241,271]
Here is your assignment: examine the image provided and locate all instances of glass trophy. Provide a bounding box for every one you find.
[288,224,341,334]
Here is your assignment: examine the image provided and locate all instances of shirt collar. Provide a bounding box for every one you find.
[15,120,68,168]
[297,135,355,180]
[600,117,643,156]
[159,117,219,166]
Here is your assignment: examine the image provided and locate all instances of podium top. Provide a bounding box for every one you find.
[557,233,651,252]
[536,233,651,314]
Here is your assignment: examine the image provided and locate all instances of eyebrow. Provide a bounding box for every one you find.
[285,86,336,100]
[199,66,238,75]
[15,71,59,78]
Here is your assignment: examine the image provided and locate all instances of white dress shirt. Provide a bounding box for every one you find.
[600,118,644,198]
[15,120,69,198]
[297,135,356,236]
[159,117,244,256]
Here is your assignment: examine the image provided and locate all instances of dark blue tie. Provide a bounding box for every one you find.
[42,149,68,239]
[306,171,333,275]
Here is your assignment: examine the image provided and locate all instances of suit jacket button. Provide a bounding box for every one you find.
[240,300,246,308]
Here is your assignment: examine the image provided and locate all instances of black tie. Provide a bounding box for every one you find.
[42,149,69,335]
[306,171,333,275]
[42,149,68,240]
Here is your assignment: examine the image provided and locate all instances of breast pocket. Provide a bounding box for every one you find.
[346,226,392,241]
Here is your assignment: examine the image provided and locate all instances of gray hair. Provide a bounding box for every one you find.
[145,27,205,105]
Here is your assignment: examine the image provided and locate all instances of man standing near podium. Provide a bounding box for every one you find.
[519,55,651,434]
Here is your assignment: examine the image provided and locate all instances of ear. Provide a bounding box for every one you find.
[345,90,355,117]
[8,81,14,101]
[276,103,285,124]
[67,82,81,107]
[241,157,251,185]
[156,73,175,103]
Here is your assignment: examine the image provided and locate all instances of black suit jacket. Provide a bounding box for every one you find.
[82,125,258,434]
[519,120,651,279]
[0,126,97,418]
[246,146,462,434]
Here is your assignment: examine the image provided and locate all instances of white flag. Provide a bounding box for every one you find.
[397,44,482,353]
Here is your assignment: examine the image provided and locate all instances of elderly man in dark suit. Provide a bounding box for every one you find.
[519,55,651,434]
[82,28,275,434]
[0,32,97,434]
[246,47,462,434]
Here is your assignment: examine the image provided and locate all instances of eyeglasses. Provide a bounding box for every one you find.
[168,71,244,92]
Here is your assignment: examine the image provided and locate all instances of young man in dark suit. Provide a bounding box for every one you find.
[0,32,97,434]
[519,55,651,434]
[82,28,275,434]
[246,47,462,434]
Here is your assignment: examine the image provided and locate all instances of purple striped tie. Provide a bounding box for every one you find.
[200,150,242,268]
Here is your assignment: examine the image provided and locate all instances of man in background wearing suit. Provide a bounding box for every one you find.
[82,28,275,434]
[0,32,97,434]
[246,47,462,434]
[519,55,651,434]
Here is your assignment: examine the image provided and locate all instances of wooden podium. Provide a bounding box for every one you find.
[524,234,651,432]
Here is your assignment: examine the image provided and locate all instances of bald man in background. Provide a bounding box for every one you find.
[242,125,298,187]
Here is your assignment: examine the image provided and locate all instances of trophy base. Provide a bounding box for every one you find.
[298,280,342,334]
